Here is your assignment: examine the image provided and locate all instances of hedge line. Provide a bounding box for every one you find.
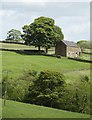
[68,57,92,63]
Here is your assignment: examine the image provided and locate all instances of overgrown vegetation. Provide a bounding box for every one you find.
[77,40,92,51]
[2,70,90,114]
[24,71,65,108]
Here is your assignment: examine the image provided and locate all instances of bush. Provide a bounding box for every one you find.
[2,70,90,114]
[80,75,90,82]
[58,80,90,114]
[24,70,66,108]
[2,70,37,102]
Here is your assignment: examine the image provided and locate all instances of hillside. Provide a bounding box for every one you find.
[1,43,90,117]
[2,50,90,82]
[0,42,55,54]
[2,99,90,118]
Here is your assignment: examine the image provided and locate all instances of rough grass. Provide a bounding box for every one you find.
[1,99,90,118]
[64,69,90,83]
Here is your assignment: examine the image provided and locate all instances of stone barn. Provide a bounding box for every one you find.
[55,40,81,57]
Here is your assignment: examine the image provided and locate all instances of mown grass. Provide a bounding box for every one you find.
[1,99,90,118]
[2,51,90,82]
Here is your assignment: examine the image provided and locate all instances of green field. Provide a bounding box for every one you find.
[79,53,92,60]
[2,50,90,83]
[0,42,55,54]
[1,99,90,118]
[1,43,91,118]
[1,42,35,50]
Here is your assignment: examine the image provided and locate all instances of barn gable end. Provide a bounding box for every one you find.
[55,40,81,57]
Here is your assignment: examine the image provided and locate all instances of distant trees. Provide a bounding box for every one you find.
[6,29,22,42]
[22,16,64,53]
[77,40,92,50]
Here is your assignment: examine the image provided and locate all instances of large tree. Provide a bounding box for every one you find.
[22,16,64,53]
[6,29,22,42]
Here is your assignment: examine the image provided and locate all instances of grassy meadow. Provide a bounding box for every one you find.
[1,42,91,118]
[2,50,90,83]
[1,42,90,83]
[1,42,55,54]
[2,99,90,118]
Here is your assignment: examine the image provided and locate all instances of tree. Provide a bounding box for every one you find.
[58,79,90,114]
[24,71,65,108]
[22,16,64,53]
[6,29,22,42]
[77,40,92,50]
[54,25,64,41]
[2,70,37,102]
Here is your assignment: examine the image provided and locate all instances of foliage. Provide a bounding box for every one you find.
[54,25,64,41]
[2,70,37,102]
[2,69,90,114]
[22,16,64,53]
[80,75,90,82]
[58,79,90,114]
[6,29,22,42]
[77,40,92,50]
[24,71,65,108]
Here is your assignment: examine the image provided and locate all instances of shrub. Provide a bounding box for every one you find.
[2,70,37,102]
[24,70,66,108]
[2,70,90,114]
[80,75,90,82]
[58,81,90,114]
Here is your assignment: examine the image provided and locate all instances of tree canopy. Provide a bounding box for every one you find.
[25,70,65,108]
[77,40,92,49]
[22,16,64,53]
[6,29,22,42]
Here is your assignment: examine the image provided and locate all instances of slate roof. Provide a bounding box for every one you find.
[61,40,78,47]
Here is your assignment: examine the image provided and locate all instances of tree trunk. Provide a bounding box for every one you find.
[46,48,48,53]
[38,46,41,51]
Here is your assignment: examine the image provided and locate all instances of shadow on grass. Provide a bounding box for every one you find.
[1,48,45,55]
[1,48,60,58]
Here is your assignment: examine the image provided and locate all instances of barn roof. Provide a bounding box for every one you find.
[61,40,78,47]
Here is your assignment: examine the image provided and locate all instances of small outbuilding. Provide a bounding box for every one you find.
[55,40,81,57]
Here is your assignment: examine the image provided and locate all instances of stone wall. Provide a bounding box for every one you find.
[67,47,81,57]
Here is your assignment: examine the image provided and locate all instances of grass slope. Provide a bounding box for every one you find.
[1,43,35,50]
[1,43,55,54]
[2,50,90,83]
[2,99,90,118]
